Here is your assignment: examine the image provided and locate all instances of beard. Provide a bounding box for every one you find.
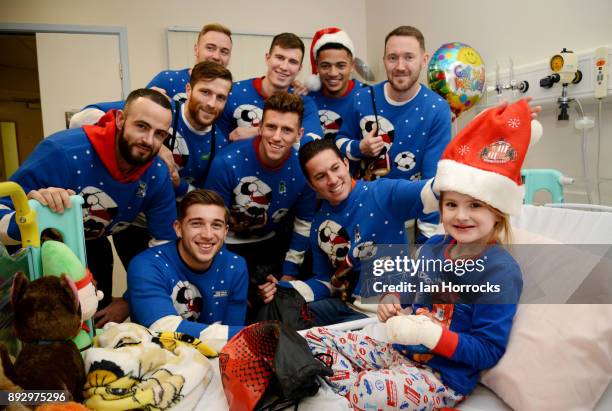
[387,61,423,94]
[117,127,155,166]
[389,71,420,94]
[187,100,216,130]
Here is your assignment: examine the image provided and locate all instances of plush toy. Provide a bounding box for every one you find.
[41,240,103,350]
[6,272,85,402]
[0,346,29,411]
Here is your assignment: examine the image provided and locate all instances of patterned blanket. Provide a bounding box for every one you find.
[83,322,217,410]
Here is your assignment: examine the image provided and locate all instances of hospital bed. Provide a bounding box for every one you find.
[197,203,612,410]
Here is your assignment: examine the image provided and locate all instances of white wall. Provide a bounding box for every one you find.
[364,0,612,205]
[1,0,368,91]
[4,0,612,205]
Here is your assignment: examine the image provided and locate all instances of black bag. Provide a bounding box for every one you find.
[259,323,333,410]
[256,287,315,331]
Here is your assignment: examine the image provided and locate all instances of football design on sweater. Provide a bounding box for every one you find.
[318,220,352,269]
[171,280,203,321]
[352,241,378,260]
[80,186,118,239]
[359,115,395,147]
[171,134,190,169]
[318,109,342,140]
[231,176,272,230]
[394,151,416,172]
[233,104,263,128]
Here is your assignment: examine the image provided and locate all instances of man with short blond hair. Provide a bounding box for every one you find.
[147,23,233,101]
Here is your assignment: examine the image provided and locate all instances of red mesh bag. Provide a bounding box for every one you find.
[220,320,332,411]
[219,321,279,411]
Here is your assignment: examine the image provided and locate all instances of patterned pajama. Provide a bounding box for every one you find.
[305,327,463,411]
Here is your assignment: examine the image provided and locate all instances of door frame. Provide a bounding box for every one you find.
[0,23,130,98]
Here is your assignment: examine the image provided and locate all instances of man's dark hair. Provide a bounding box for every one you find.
[317,42,353,59]
[269,33,305,63]
[125,88,172,112]
[189,61,233,88]
[384,25,425,52]
[298,138,344,182]
[177,189,230,223]
[263,92,304,126]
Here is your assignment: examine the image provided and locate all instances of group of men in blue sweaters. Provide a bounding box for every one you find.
[0,24,454,352]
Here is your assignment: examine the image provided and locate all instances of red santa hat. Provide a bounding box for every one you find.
[423,100,543,216]
[304,27,355,92]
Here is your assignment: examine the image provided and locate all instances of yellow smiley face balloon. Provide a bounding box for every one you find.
[428,42,486,119]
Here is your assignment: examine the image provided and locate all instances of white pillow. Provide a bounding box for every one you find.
[481,304,612,411]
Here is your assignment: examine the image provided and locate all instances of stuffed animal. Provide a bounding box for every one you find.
[6,272,85,401]
[41,240,103,350]
[0,345,29,411]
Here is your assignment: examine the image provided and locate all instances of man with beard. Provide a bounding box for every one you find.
[127,189,248,351]
[334,26,452,241]
[158,61,233,196]
[111,61,232,277]
[0,88,176,324]
[93,62,233,325]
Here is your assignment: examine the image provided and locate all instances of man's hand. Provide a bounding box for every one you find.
[258,274,278,304]
[229,126,259,142]
[158,145,180,187]
[94,297,129,328]
[149,86,171,101]
[27,187,76,213]
[377,293,406,322]
[279,275,297,281]
[291,80,308,96]
[359,124,385,157]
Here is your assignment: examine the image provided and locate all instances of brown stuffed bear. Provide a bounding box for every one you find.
[3,272,85,402]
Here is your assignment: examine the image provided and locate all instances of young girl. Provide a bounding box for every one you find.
[305,99,541,410]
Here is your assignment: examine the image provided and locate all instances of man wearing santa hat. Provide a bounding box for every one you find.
[304,28,367,142]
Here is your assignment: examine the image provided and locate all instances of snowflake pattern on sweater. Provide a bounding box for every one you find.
[309,79,366,140]
[205,137,316,275]
[335,82,451,181]
[0,128,176,244]
[216,77,324,144]
[146,68,191,101]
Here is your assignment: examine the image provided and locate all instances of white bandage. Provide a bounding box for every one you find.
[386,314,442,349]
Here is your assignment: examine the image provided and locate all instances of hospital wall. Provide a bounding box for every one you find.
[365,0,612,206]
[3,0,612,205]
[1,0,368,93]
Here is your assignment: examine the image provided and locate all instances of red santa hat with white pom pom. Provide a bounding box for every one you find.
[304,27,355,92]
[422,99,543,216]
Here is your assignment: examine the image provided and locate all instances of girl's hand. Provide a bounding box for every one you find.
[497,96,541,119]
[377,293,410,322]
